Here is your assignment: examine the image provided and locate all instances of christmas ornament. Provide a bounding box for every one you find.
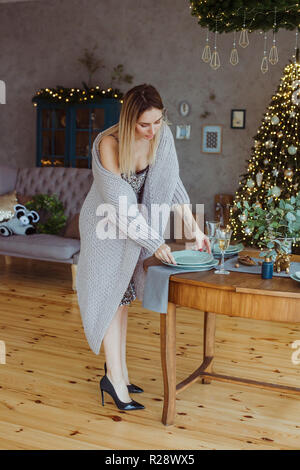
[264,158,269,165]
[270,185,281,197]
[253,201,262,208]
[288,145,297,155]
[256,171,263,187]
[265,140,274,148]
[239,213,248,222]
[271,115,279,125]
[284,168,294,178]
[246,178,255,188]
[289,111,296,118]
[244,227,252,235]
[272,168,279,177]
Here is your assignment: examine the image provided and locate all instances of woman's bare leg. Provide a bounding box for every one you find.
[120,305,130,385]
[103,304,131,403]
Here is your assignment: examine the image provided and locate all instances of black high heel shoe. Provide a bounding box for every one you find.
[104,362,144,393]
[100,375,145,410]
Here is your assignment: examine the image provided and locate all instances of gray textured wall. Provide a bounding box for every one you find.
[0,0,297,218]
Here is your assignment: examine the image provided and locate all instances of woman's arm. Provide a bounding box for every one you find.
[171,176,190,206]
[173,203,211,253]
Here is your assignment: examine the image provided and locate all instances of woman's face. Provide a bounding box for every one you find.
[135,107,163,141]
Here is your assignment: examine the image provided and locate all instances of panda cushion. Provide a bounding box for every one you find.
[0,204,40,237]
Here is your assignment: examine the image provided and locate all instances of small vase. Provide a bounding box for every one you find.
[261,257,273,279]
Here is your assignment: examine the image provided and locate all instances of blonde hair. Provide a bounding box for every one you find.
[99,84,171,178]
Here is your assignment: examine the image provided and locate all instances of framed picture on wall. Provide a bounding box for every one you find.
[176,124,191,140]
[231,109,246,129]
[202,125,222,153]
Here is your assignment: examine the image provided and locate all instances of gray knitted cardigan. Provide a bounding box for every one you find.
[76,122,190,355]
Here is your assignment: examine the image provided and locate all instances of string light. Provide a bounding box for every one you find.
[32,86,123,105]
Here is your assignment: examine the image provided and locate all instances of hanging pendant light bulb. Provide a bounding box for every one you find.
[210,19,221,70]
[269,40,279,65]
[230,31,239,65]
[202,27,211,63]
[239,10,249,48]
[269,7,278,65]
[261,32,268,73]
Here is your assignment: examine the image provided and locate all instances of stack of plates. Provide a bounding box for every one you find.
[161,250,219,270]
[212,242,244,258]
[290,271,300,283]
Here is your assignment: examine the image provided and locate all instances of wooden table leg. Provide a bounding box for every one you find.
[160,301,176,426]
[201,312,216,384]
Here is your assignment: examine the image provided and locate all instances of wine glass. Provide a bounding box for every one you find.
[205,220,221,253]
[214,226,233,275]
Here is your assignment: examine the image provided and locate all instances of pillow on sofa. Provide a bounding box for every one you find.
[16,193,34,206]
[0,189,18,222]
[63,213,80,239]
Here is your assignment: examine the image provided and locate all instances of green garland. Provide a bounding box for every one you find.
[190,0,300,33]
[24,194,67,235]
[32,85,123,105]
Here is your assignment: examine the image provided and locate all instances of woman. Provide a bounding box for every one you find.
[76,84,211,411]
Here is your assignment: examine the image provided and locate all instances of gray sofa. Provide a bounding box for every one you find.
[0,165,93,291]
[0,165,178,292]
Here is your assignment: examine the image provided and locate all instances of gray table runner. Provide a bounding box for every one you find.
[142,256,300,314]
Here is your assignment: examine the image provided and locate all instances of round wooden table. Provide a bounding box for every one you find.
[144,247,300,426]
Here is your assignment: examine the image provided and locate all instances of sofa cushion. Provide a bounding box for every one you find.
[15,167,93,220]
[16,193,34,206]
[0,167,18,196]
[0,234,80,261]
[0,190,18,222]
[63,213,80,239]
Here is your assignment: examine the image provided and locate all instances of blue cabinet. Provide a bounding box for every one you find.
[36,99,121,168]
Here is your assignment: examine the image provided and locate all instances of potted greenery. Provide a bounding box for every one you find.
[235,191,300,261]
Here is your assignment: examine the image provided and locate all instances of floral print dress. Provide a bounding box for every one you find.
[109,134,150,306]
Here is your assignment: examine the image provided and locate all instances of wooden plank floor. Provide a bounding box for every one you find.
[0,256,299,450]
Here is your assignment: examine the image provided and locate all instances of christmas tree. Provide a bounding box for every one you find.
[230,55,300,249]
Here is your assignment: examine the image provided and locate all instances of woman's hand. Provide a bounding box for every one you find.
[190,232,212,254]
[154,243,177,265]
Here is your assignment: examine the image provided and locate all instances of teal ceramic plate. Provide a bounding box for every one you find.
[171,250,214,266]
[290,273,300,283]
[294,271,300,280]
[162,258,219,269]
